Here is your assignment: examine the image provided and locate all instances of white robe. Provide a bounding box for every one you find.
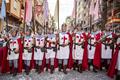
[117,38,120,70]
[88,33,96,59]
[57,32,70,59]
[101,33,112,59]
[7,38,19,60]
[73,32,84,60]
[23,36,33,60]
[46,34,56,59]
[34,35,45,60]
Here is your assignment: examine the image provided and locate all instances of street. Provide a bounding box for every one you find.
[0,0,120,80]
[0,70,113,80]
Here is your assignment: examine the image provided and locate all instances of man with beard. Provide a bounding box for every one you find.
[34,29,46,74]
[88,26,100,72]
[23,29,34,75]
[7,28,20,76]
[107,28,120,80]
[45,28,57,74]
[73,26,84,73]
[101,26,115,70]
[57,24,71,74]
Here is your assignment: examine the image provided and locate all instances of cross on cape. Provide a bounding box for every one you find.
[77,35,81,42]
[47,36,52,47]
[62,36,67,44]
[48,41,51,47]
[12,41,16,46]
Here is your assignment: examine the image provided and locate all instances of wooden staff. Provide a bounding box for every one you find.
[89,15,92,50]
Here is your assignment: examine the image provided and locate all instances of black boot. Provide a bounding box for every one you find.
[35,64,38,72]
[93,66,97,73]
[100,66,103,71]
[10,67,13,74]
[46,64,48,71]
[25,66,30,75]
[88,63,91,71]
[78,64,82,73]
[58,64,62,72]
[50,65,54,74]
[116,74,120,80]
[38,65,42,74]
[73,62,77,70]
[105,64,109,71]
[13,68,17,76]
[63,65,67,74]
[104,59,108,71]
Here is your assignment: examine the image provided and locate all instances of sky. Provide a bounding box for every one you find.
[48,0,74,29]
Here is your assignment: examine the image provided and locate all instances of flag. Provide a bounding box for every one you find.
[25,0,32,25]
[54,0,59,22]
[1,0,6,20]
[89,0,94,15]
[94,0,99,21]
[35,0,43,16]
[71,0,76,18]
[54,0,59,29]
[43,0,49,22]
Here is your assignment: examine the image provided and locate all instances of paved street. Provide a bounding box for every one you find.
[0,70,113,80]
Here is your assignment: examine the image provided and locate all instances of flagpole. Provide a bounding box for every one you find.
[23,0,27,33]
[89,14,92,50]
[75,0,77,28]
[58,0,59,30]
[5,2,8,33]
[33,0,36,34]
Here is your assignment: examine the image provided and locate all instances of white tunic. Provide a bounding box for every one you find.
[34,35,45,60]
[73,32,84,60]
[117,38,120,70]
[88,33,96,59]
[7,37,19,60]
[46,34,56,59]
[23,36,33,60]
[57,32,70,59]
[101,32,112,59]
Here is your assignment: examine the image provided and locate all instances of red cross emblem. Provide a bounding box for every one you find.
[12,41,16,46]
[76,35,81,42]
[62,36,67,44]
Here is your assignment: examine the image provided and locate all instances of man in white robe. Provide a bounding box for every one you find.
[7,28,19,76]
[57,24,70,74]
[45,28,57,74]
[34,29,45,74]
[23,29,33,75]
[73,26,84,73]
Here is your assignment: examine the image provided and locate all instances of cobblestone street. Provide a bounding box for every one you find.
[0,70,113,80]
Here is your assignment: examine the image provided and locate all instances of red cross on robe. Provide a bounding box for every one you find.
[76,35,81,43]
[13,41,16,46]
[62,36,67,44]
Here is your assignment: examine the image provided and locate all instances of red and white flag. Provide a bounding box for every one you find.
[25,0,32,25]
[94,0,99,21]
